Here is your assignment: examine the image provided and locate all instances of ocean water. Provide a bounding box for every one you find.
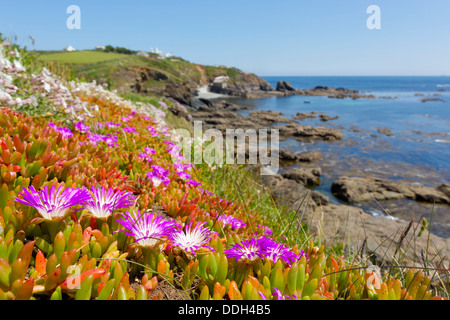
[233,76,450,237]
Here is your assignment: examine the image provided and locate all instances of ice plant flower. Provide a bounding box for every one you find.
[123,126,137,134]
[147,126,159,137]
[48,123,73,139]
[186,179,201,187]
[176,171,191,180]
[106,122,121,129]
[218,214,247,230]
[84,186,136,219]
[115,209,181,247]
[174,163,193,172]
[258,224,273,236]
[94,122,105,130]
[224,237,273,263]
[146,165,171,187]
[144,147,156,154]
[169,221,214,256]
[271,287,297,300]
[74,121,90,133]
[13,185,90,220]
[87,133,119,147]
[264,240,300,267]
[138,152,153,163]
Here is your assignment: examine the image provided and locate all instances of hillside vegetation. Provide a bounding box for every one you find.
[34,50,251,104]
[0,40,448,301]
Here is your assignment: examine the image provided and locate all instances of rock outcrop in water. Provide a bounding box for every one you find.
[281,167,322,186]
[276,81,296,92]
[190,108,344,142]
[273,122,344,141]
[331,176,450,204]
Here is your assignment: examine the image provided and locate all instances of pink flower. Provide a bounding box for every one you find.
[123,126,137,134]
[74,121,90,133]
[115,209,181,248]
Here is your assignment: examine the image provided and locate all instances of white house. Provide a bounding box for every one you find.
[212,76,230,90]
[150,47,173,60]
[64,45,76,52]
[95,45,105,50]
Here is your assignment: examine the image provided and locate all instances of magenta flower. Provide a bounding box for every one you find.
[48,123,73,139]
[264,240,301,267]
[14,185,90,220]
[169,221,214,256]
[138,147,156,162]
[106,122,121,129]
[198,188,214,196]
[144,147,156,154]
[186,179,201,187]
[224,235,302,266]
[74,121,90,133]
[147,126,159,137]
[258,224,273,236]
[138,152,153,163]
[176,172,191,180]
[87,133,119,147]
[94,122,105,130]
[271,287,298,300]
[224,237,273,263]
[84,186,136,219]
[123,126,137,134]
[115,209,181,247]
[146,165,171,187]
[218,214,247,230]
[174,163,193,172]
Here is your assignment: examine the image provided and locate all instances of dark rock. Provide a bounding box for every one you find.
[282,167,322,186]
[298,151,323,162]
[274,122,344,141]
[249,110,292,126]
[319,114,339,122]
[261,174,325,211]
[276,81,296,92]
[331,176,450,204]
[292,112,316,120]
[437,183,450,198]
[275,148,299,162]
[377,128,393,136]
[421,98,445,103]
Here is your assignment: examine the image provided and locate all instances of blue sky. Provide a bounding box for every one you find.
[1,0,449,76]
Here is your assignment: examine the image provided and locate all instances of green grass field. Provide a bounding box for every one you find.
[37,50,126,65]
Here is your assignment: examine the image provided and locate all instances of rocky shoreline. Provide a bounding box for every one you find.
[186,91,450,266]
[191,80,383,109]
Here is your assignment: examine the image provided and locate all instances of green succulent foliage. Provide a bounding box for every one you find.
[0,38,447,301]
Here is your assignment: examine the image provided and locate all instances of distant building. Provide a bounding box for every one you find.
[137,51,150,57]
[211,76,230,91]
[64,45,76,52]
[95,45,105,50]
[150,47,173,60]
